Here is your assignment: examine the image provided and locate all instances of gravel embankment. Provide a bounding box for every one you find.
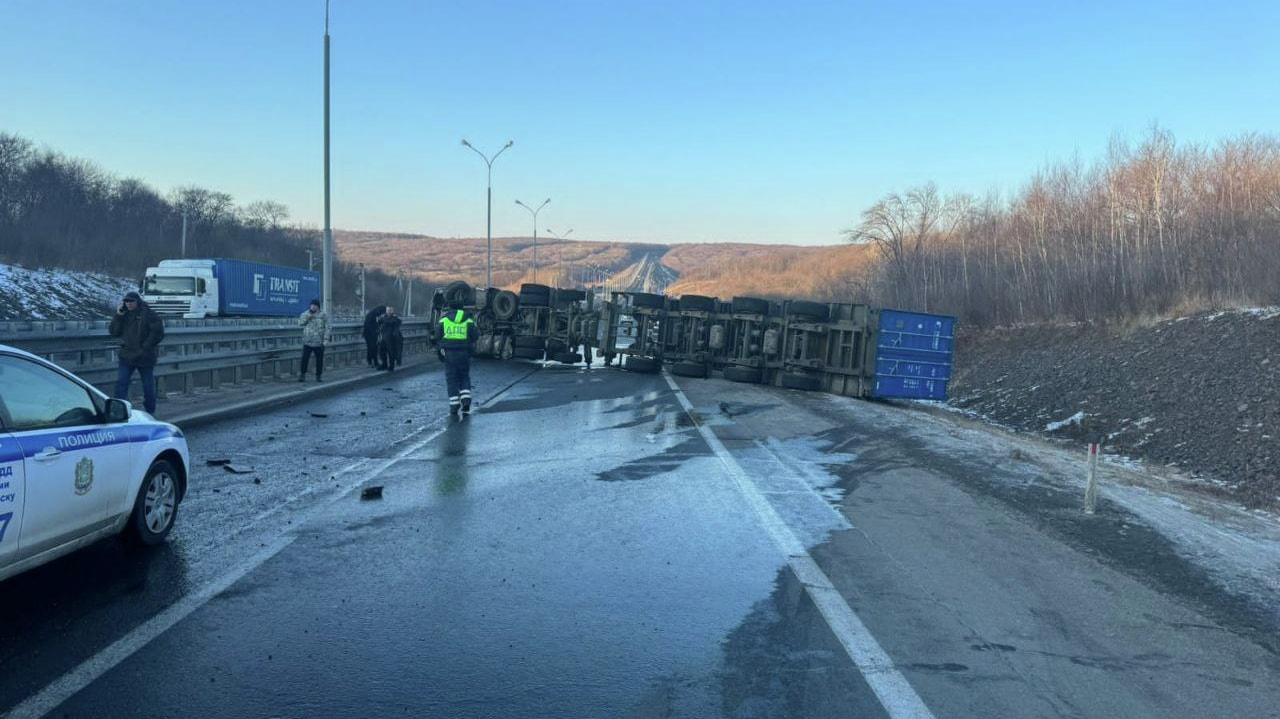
[948,309,1280,508]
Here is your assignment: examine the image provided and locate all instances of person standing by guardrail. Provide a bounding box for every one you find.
[109,290,165,414]
[435,297,477,416]
[362,305,386,368]
[298,298,328,382]
[377,305,404,371]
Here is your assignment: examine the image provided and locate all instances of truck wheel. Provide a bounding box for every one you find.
[631,292,665,309]
[780,373,822,391]
[555,289,585,303]
[624,356,660,373]
[443,281,474,308]
[513,347,544,360]
[731,296,769,315]
[493,290,519,320]
[519,289,550,307]
[679,295,717,313]
[671,361,707,378]
[787,300,830,322]
[129,459,179,546]
[723,365,762,383]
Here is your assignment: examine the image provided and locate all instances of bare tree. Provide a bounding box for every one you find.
[241,200,289,229]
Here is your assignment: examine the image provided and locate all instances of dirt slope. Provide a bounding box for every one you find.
[949,309,1280,508]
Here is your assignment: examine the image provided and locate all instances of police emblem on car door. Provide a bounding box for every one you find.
[74,457,93,496]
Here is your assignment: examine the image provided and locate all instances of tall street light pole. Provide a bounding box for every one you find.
[322,0,333,317]
[545,227,573,287]
[515,198,550,284]
[461,139,513,290]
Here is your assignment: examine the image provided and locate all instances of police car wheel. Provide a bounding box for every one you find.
[130,459,180,546]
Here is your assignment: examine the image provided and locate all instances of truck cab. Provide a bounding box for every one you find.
[141,259,219,318]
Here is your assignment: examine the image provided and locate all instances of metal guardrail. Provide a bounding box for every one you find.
[0,317,436,396]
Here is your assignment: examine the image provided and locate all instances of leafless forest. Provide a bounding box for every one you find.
[0,132,405,309]
[847,127,1280,324]
[3,128,1278,326]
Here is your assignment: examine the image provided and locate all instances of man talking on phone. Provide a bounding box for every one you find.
[109,290,165,414]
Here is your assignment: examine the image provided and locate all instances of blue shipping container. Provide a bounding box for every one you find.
[214,259,320,317]
[871,309,956,400]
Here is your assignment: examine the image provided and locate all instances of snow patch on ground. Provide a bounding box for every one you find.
[0,262,138,320]
[1046,411,1086,432]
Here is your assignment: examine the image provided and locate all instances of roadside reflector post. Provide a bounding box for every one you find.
[1084,442,1100,514]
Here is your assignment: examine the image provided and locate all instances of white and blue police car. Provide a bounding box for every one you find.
[0,344,189,582]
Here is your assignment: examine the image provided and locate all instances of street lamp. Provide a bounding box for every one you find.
[322,0,333,318]
[461,139,514,289]
[545,227,573,287]
[515,198,550,284]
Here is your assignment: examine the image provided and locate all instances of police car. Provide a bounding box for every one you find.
[0,344,189,582]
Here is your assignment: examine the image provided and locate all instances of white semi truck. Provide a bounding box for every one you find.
[140,258,320,318]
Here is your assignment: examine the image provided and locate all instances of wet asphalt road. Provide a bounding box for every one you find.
[1,359,1277,718]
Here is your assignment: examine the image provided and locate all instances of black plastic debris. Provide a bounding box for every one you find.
[205,459,231,466]
[308,411,328,418]
[360,486,384,500]
[222,464,254,474]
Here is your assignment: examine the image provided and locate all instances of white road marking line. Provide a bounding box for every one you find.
[664,373,937,719]
[8,424,453,719]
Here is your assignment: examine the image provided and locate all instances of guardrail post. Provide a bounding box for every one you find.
[1083,442,1100,514]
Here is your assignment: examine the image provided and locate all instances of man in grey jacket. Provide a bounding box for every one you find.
[298,298,328,382]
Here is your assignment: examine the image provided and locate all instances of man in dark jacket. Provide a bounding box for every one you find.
[109,291,165,414]
[435,299,477,416]
[377,305,404,371]
[362,305,386,368]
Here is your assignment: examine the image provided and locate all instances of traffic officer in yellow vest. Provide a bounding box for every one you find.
[436,298,478,416]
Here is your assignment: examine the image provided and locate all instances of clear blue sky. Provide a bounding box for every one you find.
[2,0,1276,246]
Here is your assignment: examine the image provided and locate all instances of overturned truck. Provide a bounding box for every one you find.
[429,281,955,401]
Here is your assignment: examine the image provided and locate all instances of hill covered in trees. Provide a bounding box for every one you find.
[3,126,1279,327]
[0,132,408,313]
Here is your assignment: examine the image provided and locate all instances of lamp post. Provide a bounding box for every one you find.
[545,227,573,287]
[358,263,365,317]
[461,139,514,290]
[515,198,550,284]
[322,0,333,318]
